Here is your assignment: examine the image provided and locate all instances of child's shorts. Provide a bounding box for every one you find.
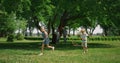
[43,38,50,44]
[81,42,87,47]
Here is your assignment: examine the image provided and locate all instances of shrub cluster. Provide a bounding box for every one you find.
[16,33,24,40]
[24,36,43,40]
[7,34,15,42]
[88,36,120,41]
[24,36,120,41]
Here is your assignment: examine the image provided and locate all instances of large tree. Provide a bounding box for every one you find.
[97,0,120,36]
[0,12,18,37]
[50,0,104,43]
[1,0,120,41]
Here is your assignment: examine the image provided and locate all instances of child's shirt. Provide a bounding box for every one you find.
[42,31,48,39]
[80,33,88,42]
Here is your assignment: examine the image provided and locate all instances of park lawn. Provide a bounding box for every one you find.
[0,39,120,63]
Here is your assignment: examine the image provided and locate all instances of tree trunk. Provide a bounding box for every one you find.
[118,30,120,36]
[91,28,95,35]
[103,28,108,36]
[68,26,71,36]
[51,25,57,44]
[47,20,51,35]
[37,29,40,36]
[25,28,28,36]
[73,28,75,36]
[104,30,107,36]
[58,10,68,36]
[51,13,57,44]
[0,32,4,37]
[22,29,25,36]
[29,27,32,36]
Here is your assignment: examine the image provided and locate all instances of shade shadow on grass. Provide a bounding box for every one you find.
[88,43,114,48]
[55,42,114,51]
[0,42,41,50]
[0,41,114,51]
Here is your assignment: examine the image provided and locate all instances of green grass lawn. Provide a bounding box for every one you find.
[0,39,120,63]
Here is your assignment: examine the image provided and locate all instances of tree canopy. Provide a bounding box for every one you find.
[0,0,120,38]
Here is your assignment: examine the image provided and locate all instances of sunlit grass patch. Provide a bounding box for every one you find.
[0,40,120,63]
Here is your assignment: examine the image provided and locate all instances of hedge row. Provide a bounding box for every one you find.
[24,36,67,40]
[24,36,120,41]
[88,36,120,41]
[24,36,43,40]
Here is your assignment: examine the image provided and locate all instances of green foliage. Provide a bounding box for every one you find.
[16,33,24,40]
[97,0,120,36]
[24,36,42,40]
[24,36,120,41]
[1,0,31,14]
[67,36,120,41]
[2,0,22,13]
[7,34,15,42]
[16,18,27,31]
[30,0,54,21]
[0,12,17,37]
[88,36,120,41]
[6,13,17,33]
[0,0,120,36]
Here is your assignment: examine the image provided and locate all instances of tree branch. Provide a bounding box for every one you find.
[65,14,85,21]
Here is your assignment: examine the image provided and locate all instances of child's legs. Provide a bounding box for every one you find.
[81,42,87,51]
[84,42,87,48]
[46,44,54,51]
[44,38,52,48]
[84,42,88,52]
[44,38,54,50]
[41,43,45,53]
[81,42,84,48]
[46,44,53,48]
[41,38,49,53]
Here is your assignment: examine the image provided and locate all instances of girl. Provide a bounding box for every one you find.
[39,26,55,56]
[80,29,88,53]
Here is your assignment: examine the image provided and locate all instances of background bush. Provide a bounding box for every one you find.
[16,33,24,40]
[7,34,15,42]
[24,36,120,41]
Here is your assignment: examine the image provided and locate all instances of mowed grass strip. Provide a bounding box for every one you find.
[0,40,120,63]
